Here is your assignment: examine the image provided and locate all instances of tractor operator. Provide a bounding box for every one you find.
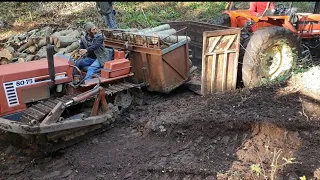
[75,22,113,80]
[249,2,275,17]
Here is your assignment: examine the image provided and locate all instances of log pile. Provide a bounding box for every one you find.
[102,24,191,48]
[0,26,82,65]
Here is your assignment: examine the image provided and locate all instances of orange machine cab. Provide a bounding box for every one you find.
[101,58,131,79]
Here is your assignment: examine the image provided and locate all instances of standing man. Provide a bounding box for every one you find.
[249,2,275,17]
[75,22,113,80]
[96,1,118,29]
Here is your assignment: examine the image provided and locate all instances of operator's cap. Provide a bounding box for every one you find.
[84,22,95,32]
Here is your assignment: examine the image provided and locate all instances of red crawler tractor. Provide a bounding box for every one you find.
[0,38,144,152]
[221,2,320,87]
[0,26,192,153]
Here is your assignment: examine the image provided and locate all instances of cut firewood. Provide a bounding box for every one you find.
[53,37,59,46]
[68,30,81,38]
[138,24,170,34]
[52,29,73,37]
[5,46,15,54]
[17,39,34,52]
[49,36,55,44]
[15,52,28,58]
[54,47,67,54]
[162,35,191,43]
[65,41,80,53]
[18,58,25,63]
[25,55,35,61]
[157,28,177,35]
[26,46,37,54]
[0,58,8,65]
[36,26,53,37]
[0,48,13,61]
[38,38,47,48]
[59,29,74,36]
[56,36,78,48]
[35,46,47,59]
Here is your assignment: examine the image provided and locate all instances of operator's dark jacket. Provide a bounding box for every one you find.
[96,1,113,15]
[80,33,112,66]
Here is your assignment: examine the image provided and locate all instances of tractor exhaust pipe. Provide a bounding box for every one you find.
[46,36,55,83]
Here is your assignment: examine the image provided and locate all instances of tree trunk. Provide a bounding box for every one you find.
[138,24,171,34]
[157,28,177,35]
[68,30,81,38]
[56,36,78,48]
[162,35,191,44]
[65,41,80,53]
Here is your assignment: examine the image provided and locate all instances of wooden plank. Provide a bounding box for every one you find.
[222,52,228,91]
[210,54,216,94]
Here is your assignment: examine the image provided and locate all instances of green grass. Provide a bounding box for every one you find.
[0,2,317,38]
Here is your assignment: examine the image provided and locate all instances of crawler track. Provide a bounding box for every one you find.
[11,82,143,155]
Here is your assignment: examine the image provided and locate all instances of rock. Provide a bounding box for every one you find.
[5,145,14,155]
[130,129,138,134]
[3,168,24,175]
[205,175,215,180]
[61,169,73,178]
[92,138,99,144]
[96,174,105,179]
[131,131,142,138]
[145,120,156,131]
[221,136,230,144]
[193,175,202,180]
[124,172,133,179]
[183,175,192,180]
[195,136,204,144]
[129,114,136,120]
[159,125,166,132]
[288,172,299,180]
[301,131,311,137]
[106,114,112,119]
[39,171,61,180]
[30,168,41,175]
[67,173,76,180]
[233,134,238,141]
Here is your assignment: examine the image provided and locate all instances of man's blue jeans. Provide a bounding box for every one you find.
[75,57,101,80]
[104,12,118,29]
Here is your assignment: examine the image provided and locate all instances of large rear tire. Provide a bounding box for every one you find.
[242,27,300,88]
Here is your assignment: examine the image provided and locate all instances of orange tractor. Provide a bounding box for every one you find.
[218,2,320,87]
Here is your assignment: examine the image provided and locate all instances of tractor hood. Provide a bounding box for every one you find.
[0,55,73,82]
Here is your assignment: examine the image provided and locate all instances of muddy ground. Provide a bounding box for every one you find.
[0,80,320,180]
